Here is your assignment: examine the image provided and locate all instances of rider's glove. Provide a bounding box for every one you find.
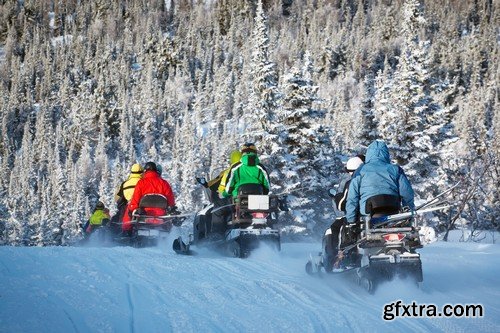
[278,196,289,211]
[196,177,209,188]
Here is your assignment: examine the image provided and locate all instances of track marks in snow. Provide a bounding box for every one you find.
[62,309,80,333]
[126,282,135,333]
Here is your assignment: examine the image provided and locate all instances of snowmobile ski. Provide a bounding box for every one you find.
[305,252,359,276]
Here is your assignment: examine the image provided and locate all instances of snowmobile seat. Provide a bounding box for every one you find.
[138,194,169,210]
[365,194,400,218]
[238,184,265,195]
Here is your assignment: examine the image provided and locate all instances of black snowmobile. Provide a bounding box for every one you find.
[173,182,284,258]
[306,192,450,293]
[114,194,187,247]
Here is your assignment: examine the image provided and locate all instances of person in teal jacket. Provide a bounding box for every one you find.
[223,143,270,198]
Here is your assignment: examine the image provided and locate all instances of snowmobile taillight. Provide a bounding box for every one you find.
[252,212,268,219]
[383,233,405,242]
[145,218,163,224]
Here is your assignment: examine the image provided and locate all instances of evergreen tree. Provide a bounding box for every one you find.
[357,74,378,148]
[276,52,335,233]
[244,0,280,142]
[382,0,429,165]
[280,52,329,171]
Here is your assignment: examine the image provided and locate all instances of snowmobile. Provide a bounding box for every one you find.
[306,190,452,294]
[114,194,187,247]
[173,183,285,258]
[354,203,424,294]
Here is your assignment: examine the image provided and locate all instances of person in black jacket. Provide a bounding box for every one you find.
[322,155,364,271]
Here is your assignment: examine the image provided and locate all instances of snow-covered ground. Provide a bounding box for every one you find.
[0,234,499,333]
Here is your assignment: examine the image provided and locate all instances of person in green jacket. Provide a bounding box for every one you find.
[222,143,270,198]
[82,201,110,234]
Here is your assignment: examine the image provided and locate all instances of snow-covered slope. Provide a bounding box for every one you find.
[0,238,499,333]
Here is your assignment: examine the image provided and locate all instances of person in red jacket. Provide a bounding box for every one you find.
[122,161,176,232]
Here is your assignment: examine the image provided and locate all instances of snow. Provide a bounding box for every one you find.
[0,236,499,332]
[51,35,74,47]
[48,12,55,29]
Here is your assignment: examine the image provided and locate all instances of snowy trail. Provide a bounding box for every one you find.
[0,240,499,333]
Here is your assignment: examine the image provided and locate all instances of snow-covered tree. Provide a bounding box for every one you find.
[381,0,429,165]
[244,0,280,142]
[276,53,335,233]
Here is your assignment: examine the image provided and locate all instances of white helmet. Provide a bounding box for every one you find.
[346,156,364,172]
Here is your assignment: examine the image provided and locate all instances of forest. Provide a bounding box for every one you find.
[0,0,498,245]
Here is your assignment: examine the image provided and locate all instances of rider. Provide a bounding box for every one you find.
[333,155,365,214]
[111,163,143,231]
[206,150,242,234]
[216,150,242,196]
[346,140,415,225]
[122,162,176,233]
[200,150,242,203]
[82,201,110,235]
[322,155,364,270]
[222,143,270,198]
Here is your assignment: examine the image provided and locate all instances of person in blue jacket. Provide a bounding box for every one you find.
[345,140,415,224]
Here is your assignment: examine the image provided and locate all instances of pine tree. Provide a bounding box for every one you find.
[382,0,428,165]
[50,125,70,245]
[244,0,280,143]
[176,105,203,210]
[357,74,378,148]
[7,121,36,245]
[276,52,335,233]
[280,52,328,167]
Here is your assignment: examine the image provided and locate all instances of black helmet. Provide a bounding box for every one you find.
[144,161,158,172]
[241,143,257,154]
[95,201,105,210]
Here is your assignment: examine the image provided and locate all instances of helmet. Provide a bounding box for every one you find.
[346,156,364,172]
[95,201,105,210]
[144,161,157,172]
[241,143,257,154]
[157,164,163,176]
[229,150,242,164]
[130,163,143,174]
